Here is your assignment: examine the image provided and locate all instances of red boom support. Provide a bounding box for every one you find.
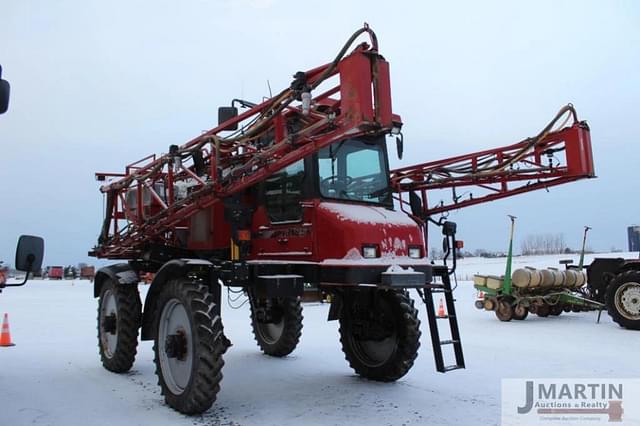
[390,105,595,217]
[92,26,401,259]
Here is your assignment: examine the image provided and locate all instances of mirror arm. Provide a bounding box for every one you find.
[3,255,34,288]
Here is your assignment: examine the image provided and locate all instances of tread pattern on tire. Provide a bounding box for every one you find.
[605,271,640,330]
[339,290,421,382]
[250,297,303,357]
[98,280,142,373]
[153,279,225,415]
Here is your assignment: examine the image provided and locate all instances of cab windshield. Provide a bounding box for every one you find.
[318,137,392,206]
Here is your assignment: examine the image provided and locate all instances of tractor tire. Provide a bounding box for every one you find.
[249,296,303,357]
[495,299,514,322]
[474,300,485,310]
[605,271,640,330]
[549,304,563,316]
[97,279,141,373]
[339,290,421,382]
[153,279,225,414]
[513,304,529,321]
[536,303,550,318]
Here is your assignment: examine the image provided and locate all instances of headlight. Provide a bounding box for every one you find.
[362,245,378,259]
[409,246,422,259]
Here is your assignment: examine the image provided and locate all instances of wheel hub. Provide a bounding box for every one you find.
[99,289,119,358]
[618,283,640,318]
[103,313,117,334]
[352,319,393,341]
[165,332,188,360]
[158,298,193,395]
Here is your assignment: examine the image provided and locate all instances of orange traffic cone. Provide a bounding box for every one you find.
[0,313,15,347]
[437,298,446,318]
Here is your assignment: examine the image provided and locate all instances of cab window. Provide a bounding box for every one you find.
[264,160,305,222]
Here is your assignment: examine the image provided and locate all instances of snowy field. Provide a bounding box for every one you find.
[1,252,638,426]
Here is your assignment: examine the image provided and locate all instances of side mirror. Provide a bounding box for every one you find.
[396,134,403,160]
[15,235,44,273]
[442,221,457,237]
[409,191,423,218]
[0,65,9,115]
[218,106,238,131]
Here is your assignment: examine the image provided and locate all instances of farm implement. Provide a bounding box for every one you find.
[90,25,596,414]
[474,219,640,330]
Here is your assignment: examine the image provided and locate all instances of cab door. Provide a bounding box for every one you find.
[250,159,314,260]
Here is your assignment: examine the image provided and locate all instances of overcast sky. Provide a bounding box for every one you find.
[1,0,639,266]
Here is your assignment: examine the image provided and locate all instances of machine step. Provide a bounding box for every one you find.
[442,365,464,372]
[420,266,465,374]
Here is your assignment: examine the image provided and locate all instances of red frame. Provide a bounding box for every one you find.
[91,30,595,264]
[391,121,594,216]
[92,41,396,259]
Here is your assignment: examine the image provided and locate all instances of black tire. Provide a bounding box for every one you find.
[153,279,225,414]
[536,303,550,317]
[513,304,529,321]
[339,290,421,382]
[97,279,141,373]
[605,271,640,330]
[495,299,513,322]
[549,304,563,316]
[250,296,303,357]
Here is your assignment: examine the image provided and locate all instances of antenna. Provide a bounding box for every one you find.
[267,79,273,98]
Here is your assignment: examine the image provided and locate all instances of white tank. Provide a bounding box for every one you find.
[512,268,542,288]
[564,269,578,288]
[548,268,565,287]
[539,269,555,287]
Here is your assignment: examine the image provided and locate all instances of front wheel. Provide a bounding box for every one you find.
[153,279,226,414]
[606,271,640,330]
[249,296,303,357]
[97,279,141,373]
[339,290,421,382]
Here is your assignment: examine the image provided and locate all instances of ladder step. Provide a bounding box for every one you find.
[439,339,460,345]
[442,365,464,372]
[424,284,445,289]
[436,315,455,319]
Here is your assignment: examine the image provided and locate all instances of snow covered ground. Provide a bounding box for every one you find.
[0,253,638,426]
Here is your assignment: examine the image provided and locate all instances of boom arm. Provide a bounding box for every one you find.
[391,104,595,217]
[92,25,400,259]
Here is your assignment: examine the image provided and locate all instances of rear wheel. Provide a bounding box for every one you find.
[153,279,225,414]
[606,271,640,330]
[536,303,550,317]
[513,304,529,321]
[549,304,563,316]
[495,299,514,322]
[250,296,303,357]
[97,279,141,373]
[339,290,421,382]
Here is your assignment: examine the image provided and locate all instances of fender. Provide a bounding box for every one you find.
[93,263,139,298]
[140,258,218,341]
